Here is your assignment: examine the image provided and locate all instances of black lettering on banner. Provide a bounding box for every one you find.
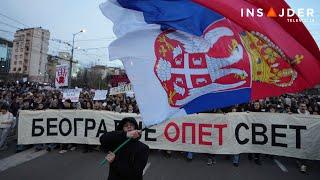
[32,118,44,137]
[138,121,143,130]
[252,123,268,145]
[289,125,307,149]
[96,119,107,137]
[145,128,157,142]
[74,118,83,136]
[85,119,96,137]
[47,118,58,136]
[271,124,287,147]
[59,118,72,136]
[114,120,121,130]
[235,123,249,145]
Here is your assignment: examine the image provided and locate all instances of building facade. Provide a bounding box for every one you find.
[90,65,109,79]
[9,27,50,82]
[47,54,59,84]
[0,38,13,73]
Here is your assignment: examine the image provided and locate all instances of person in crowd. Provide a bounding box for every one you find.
[46,98,60,152]
[230,107,240,167]
[248,101,262,165]
[100,117,149,180]
[59,99,77,154]
[15,98,32,153]
[93,101,102,110]
[128,104,134,113]
[297,102,310,115]
[296,102,309,173]
[0,101,14,150]
[82,100,96,153]
[34,102,46,151]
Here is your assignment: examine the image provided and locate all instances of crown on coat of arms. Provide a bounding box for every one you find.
[240,31,303,87]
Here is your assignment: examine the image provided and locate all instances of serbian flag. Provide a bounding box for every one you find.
[100,0,320,126]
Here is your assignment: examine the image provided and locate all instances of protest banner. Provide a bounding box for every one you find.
[109,84,132,95]
[18,110,320,160]
[93,90,108,100]
[55,64,69,87]
[62,89,81,102]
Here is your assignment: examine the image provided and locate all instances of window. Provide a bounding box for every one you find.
[13,68,16,71]
[19,61,22,65]
[0,58,4,61]
[20,54,23,58]
[14,61,17,65]
[18,67,21,72]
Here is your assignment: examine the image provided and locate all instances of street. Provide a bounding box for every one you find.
[1,141,319,180]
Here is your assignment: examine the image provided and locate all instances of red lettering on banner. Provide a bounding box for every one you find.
[182,123,196,144]
[199,123,212,146]
[164,122,180,142]
[214,124,228,145]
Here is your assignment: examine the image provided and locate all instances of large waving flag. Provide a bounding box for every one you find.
[100,0,320,126]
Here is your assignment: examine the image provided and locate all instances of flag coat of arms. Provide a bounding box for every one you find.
[100,0,320,126]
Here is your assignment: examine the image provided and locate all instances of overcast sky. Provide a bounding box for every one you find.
[0,0,319,68]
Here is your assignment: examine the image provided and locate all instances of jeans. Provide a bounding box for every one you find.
[34,144,45,150]
[0,128,10,148]
[47,143,57,150]
[233,154,240,164]
[186,152,193,159]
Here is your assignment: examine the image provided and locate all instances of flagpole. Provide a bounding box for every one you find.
[99,127,149,166]
[99,108,182,166]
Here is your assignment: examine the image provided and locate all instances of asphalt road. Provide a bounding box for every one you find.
[0,144,319,180]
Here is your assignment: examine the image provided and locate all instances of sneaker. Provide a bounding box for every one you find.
[233,162,239,167]
[300,165,307,173]
[70,146,76,151]
[212,157,216,164]
[59,150,68,154]
[207,157,216,166]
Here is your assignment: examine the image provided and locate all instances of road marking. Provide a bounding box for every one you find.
[143,162,151,175]
[0,148,47,172]
[273,159,288,172]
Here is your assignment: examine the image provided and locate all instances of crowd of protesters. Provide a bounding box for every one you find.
[0,81,320,173]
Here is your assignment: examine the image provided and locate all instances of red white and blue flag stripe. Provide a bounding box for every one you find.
[100,0,320,126]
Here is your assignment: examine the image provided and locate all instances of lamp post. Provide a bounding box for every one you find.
[69,29,85,88]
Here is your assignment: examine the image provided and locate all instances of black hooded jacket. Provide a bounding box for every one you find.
[100,130,149,180]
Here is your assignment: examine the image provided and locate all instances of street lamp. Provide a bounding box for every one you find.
[69,29,85,88]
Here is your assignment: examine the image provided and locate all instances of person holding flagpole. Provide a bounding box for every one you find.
[100,117,149,180]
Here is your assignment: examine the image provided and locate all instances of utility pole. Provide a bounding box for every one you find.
[68,29,85,88]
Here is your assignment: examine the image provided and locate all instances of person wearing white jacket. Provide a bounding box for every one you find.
[0,101,14,150]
